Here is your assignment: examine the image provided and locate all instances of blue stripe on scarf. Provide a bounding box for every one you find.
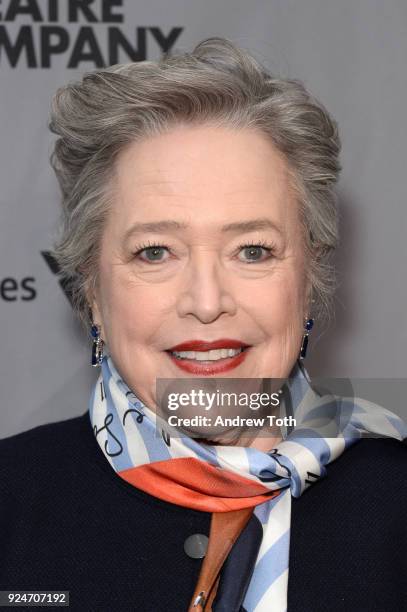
[243,530,290,609]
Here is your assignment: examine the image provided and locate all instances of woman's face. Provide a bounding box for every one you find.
[91,124,311,411]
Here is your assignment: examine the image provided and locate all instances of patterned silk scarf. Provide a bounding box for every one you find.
[89,356,406,611]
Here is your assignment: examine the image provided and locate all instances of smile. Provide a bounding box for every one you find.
[171,348,244,361]
[165,343,251,375]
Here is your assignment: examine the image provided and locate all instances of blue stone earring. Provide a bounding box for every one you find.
[299,318,314,360]
[91,324,104,367]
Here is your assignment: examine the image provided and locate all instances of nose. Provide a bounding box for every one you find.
[176,252,237,323]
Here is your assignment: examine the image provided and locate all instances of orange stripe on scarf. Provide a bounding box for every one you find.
[119,457,280,512]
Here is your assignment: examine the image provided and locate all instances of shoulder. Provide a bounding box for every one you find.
[0,412,91,476]
[329,436,407,481]
[299,436,407,515]
[289,438,407,609]
[0,412,104,523]
[292,437,407,547]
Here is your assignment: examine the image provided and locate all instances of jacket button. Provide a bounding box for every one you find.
[184,534,209,559]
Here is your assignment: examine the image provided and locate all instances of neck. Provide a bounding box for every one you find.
[194,426,282,450]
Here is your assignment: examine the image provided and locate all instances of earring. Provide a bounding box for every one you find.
[299,318,314,360]
[91,324,104,367]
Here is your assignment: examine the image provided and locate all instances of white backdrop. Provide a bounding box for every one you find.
[1,0,406,437]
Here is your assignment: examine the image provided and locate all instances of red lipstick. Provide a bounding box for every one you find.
[165,338,251,375]
[167,338,250,352]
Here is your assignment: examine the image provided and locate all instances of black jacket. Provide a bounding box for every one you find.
[0,412,406,611]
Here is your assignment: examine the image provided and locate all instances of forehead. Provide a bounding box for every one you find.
[111,124,298,231]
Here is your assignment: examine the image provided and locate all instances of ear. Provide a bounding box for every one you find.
[304,277,313,318]
[85,280,104,338]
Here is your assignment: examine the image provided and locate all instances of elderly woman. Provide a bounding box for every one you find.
[1,38,406,612]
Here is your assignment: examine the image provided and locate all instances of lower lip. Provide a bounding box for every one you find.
[166,347,251,374]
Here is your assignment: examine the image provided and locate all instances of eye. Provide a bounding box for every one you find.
[133,244,170,263]
[237,242,276,263]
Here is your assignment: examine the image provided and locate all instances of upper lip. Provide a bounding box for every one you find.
[167,338,251,352]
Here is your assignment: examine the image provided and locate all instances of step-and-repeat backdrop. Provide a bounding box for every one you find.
[1,0,406,437]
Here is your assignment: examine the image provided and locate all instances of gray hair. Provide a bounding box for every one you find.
[49,36,341,332]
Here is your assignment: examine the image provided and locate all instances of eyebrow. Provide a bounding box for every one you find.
[123,217,283,240]
[222,219,283,234]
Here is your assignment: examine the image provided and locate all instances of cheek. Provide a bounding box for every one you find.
[98,270,171,344]
[242,267,307,334]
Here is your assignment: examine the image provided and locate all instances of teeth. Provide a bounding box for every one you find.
[171,348,243,361]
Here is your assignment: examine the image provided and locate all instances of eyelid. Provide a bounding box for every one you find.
[133,244,171,255]
[236,239,276,250]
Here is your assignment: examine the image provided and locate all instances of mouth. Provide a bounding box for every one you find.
[165,340,252,375]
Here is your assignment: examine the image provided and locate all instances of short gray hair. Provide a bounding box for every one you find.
[49,36,341,332]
